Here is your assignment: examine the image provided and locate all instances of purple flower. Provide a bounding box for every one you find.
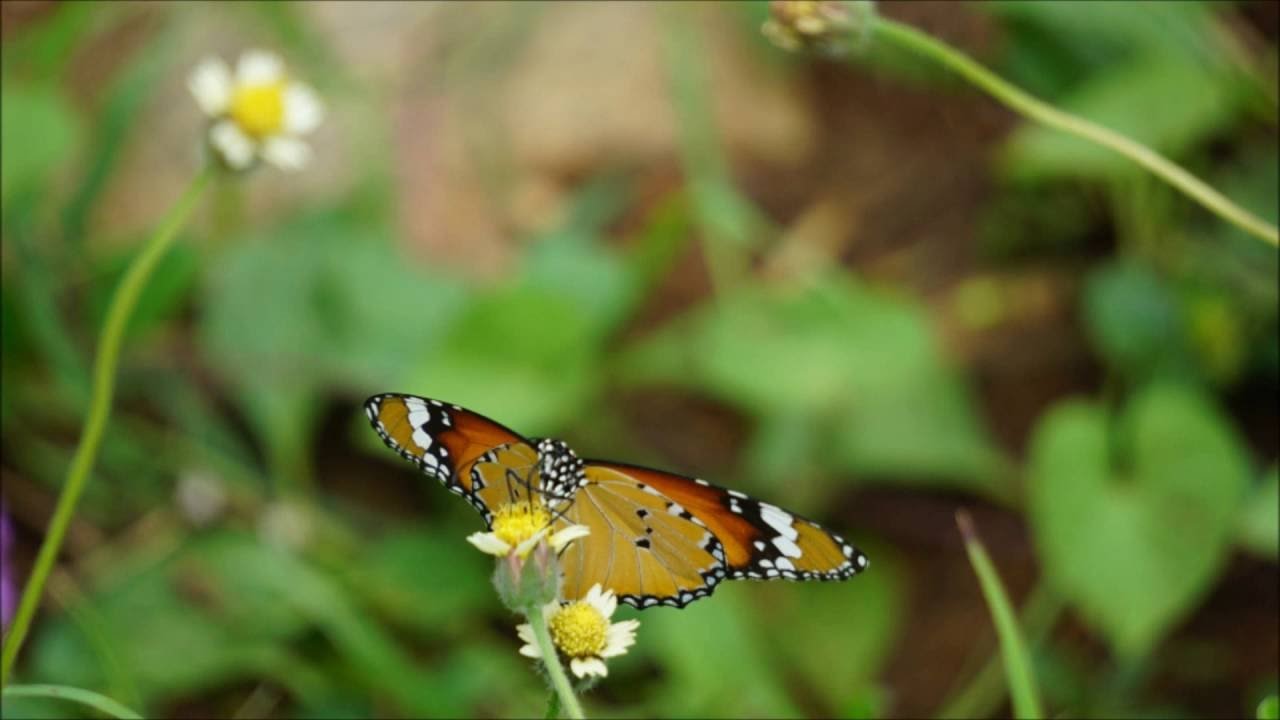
[1,503,15,630]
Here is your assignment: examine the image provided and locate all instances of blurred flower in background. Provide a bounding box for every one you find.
[761,0,872,54]
[188,49,324,171]
[174,470,228,528]
[517,584,639,679]
[1,503,15,630]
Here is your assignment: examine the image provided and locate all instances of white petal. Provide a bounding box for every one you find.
[209,120,256,170]
[570,657,608,679]
[466,531,511,556]
[599,589,617,618]
[583,584,615,618]
[541,600,562,622]
[518,642,542,658]
[237,49,285,85]
[262,136,312,171]
[283,83,324,134]
[188,57,232,116]
[601,619,639,658]
[549,524,590,552]
[516,623,536,645]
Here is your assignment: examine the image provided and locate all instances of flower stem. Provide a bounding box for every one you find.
[0,167,213,688]
[525,602,586,720]
[870,16,1280,248]
[2,684,144,720]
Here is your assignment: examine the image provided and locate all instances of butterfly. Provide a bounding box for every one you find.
[364,393,868,608]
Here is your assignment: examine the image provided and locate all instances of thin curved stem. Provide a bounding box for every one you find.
[0,168,212,687]
[3,684,144,719]
[525,602,586,720]
[871,17,1279,248]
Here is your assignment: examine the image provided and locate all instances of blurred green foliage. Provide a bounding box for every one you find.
[1,1,1276,719]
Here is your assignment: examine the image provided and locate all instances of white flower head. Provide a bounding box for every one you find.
[517,584,640,679]
[188,49,324,171]
[466,500,590,559]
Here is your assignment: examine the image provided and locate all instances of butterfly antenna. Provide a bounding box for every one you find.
[503,467,527,505]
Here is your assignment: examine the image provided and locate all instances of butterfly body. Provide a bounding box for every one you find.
[365,393,868,608]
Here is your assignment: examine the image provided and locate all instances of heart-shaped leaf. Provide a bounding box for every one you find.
[1028,383,1249,657]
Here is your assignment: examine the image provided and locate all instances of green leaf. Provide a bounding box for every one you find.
[0,82,81,206]
[31,533,315,708]
[406,229,634,435]
[620,275,1005,494]
[1082,260,1189,379]
[29,531,450,715]
[641,585,800,717]
[1028,383,1250,657]
[352,527,496,633]
[1236,467,1279,559]
[1259,694,1279,720]
[201,212,467,391]
[760,541,904,712]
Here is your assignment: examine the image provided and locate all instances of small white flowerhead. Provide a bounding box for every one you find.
[517,584,640,679]
[188,49,324,171]
[466,501,589,560]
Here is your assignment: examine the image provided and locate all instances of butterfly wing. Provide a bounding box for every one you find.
[559,461,868,608]
[364,393,537,523]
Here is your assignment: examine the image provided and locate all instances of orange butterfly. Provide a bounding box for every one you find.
[365,393,868,608]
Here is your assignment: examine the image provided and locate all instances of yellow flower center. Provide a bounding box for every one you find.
[548,601,608,658]
[229,81,286,138]
[492,501,552,549]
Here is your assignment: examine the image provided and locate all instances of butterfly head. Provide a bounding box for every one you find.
[535,438,587,499]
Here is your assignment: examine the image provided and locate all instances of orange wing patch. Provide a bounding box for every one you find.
[365,394,533,521]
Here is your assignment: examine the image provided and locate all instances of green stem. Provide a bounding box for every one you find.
[525,603,586,720]
[0,168,212,687]
[3,683,144,720]
[870,17,1280,248]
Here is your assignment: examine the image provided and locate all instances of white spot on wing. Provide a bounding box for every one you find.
[760,504,799,540]
[412,429,433,449]
[772,535,803,558]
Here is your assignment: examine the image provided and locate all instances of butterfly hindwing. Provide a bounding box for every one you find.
[569,462,867,608]
[364,393,535,522]
[558,464,728,608]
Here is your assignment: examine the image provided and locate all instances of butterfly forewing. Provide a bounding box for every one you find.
[364,394,535,522]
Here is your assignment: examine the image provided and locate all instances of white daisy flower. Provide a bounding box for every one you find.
[466,500,590,559]
[517,584,640,679]
[187,49,324,171]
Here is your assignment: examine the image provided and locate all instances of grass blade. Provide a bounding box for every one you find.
[3,684,143,720]
[956,510,1044,719]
